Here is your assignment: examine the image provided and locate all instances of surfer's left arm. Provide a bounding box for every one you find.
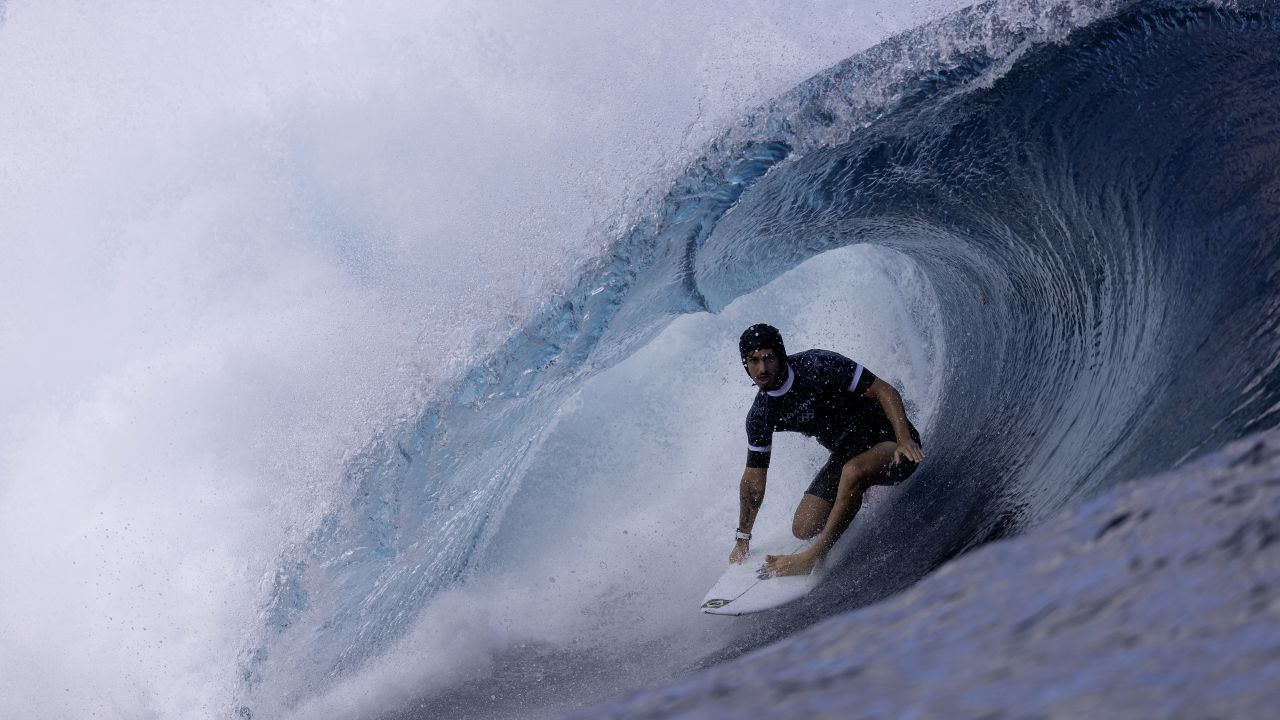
[864,378,925,465]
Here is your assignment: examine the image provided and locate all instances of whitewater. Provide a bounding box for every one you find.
[2,1,1278,718]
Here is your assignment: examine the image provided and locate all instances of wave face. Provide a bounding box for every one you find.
[241,1,1280,716]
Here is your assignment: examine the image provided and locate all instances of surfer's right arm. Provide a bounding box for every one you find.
[730,466,767,564]
[736,391,772,563]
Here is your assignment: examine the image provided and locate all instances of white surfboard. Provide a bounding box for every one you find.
[700,536,822,616]
[700,485,894,615]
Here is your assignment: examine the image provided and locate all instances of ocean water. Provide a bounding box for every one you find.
[2,1,1277,718]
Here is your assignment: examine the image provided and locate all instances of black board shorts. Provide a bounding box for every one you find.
[805,423,922,504]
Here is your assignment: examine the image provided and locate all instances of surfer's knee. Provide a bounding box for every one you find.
[839,458,877,492]
[791,494,830,539]
[792,516,823,540]
[841,445,894,489]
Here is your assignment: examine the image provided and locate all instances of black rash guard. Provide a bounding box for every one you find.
[744,349,889,469]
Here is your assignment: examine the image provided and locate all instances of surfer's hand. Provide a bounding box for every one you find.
[893,439,925,465]
[729,540,749,564]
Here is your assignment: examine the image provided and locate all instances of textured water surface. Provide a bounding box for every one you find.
[573,429,1280,719]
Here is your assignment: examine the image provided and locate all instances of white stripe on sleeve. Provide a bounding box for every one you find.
[848,364,865,392]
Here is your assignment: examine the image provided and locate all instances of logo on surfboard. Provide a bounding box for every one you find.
[701,598,731,609]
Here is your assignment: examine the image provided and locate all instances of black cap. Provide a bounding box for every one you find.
[739,324,786,363]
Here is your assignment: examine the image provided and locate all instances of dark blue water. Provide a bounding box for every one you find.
[240,2,1280,716]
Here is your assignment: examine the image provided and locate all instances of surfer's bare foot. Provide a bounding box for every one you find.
[763,550,821,577]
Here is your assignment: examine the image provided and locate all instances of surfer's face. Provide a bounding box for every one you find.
[744,349,784,390]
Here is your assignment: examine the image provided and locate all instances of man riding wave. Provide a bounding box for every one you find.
[730,324,926,576]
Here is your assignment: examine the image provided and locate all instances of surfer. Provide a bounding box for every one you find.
[730,324,925,577]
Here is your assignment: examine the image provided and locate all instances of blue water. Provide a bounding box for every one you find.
[239,1,1280,716]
